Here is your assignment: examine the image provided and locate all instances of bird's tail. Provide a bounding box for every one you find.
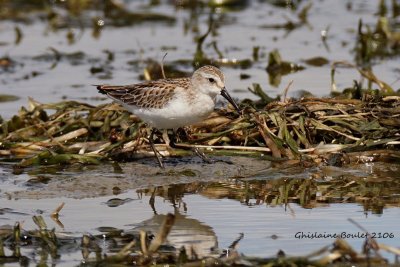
[94,85,125,95]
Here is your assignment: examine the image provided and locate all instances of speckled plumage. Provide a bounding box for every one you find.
[97,78,190,109]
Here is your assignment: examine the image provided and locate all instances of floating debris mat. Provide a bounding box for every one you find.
[0,95,400,167]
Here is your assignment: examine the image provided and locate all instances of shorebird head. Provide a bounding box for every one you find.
[192,65,241,113]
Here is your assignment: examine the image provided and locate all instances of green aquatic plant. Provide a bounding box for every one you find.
[1,92,400,169]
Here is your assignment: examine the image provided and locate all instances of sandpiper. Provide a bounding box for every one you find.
[96,65,241,168]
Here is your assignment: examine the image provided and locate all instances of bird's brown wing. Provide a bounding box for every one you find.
[96,78,190,109]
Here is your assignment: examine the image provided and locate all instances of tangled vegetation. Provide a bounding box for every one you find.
[1,90,400,169]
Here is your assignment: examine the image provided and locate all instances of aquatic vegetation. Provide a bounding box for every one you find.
[1,90,400,169]
[355,1,400,65]
[0,94,20,103]
[266,50,306,87]
[1,201,399,266]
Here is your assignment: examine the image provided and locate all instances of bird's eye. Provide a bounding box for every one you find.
[208,78,215,83]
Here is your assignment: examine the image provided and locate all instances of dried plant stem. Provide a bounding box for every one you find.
[160,53,168,79]
[148,213,175,254]
[51,202,65,217]
[43,128,88,144]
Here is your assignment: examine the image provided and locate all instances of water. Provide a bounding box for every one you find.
[1,158,400,264]
[1,187,400,265]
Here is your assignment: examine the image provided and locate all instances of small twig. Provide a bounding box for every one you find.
[348,218,381,258]
[228,233,244,250]
[149,188,157,215]
[148,213,175,254]
[43,128,88,144]
[198,13,213,48]
[331,66,338,92]
[282,80,294,103]
[174,143,271,152]
[332,61,393,92]
[160,53,168,79]
[50,202,65,229]
[254,115,282,158]
[378,243,400,256]
[311,119,360,141]
[211,41,224,59]
[116,240,136,257]
[140,230,148,256]
[51,202,65,218]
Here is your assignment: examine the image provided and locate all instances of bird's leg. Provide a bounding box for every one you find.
[162,129,170,147]
[192,147,213,164]
[169,130,212,164]
[148,128,165,168]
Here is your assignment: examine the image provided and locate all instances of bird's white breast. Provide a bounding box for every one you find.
[122,88,216,129]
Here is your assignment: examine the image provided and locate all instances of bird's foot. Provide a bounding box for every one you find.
[192,147,213,164]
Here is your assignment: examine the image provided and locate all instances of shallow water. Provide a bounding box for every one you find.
[1,0,400,265]
[2,191,400,265]
[1,157,400,264]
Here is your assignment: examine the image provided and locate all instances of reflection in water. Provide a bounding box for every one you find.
[126,162,400,259]
[1,167,400,265]
[137,161,400,215]
[130,212,218,259]
[136,185,218,258]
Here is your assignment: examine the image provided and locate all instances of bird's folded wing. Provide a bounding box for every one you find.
[96,78,190,109]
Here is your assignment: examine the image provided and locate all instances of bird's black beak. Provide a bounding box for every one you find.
[221,87,241,114]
